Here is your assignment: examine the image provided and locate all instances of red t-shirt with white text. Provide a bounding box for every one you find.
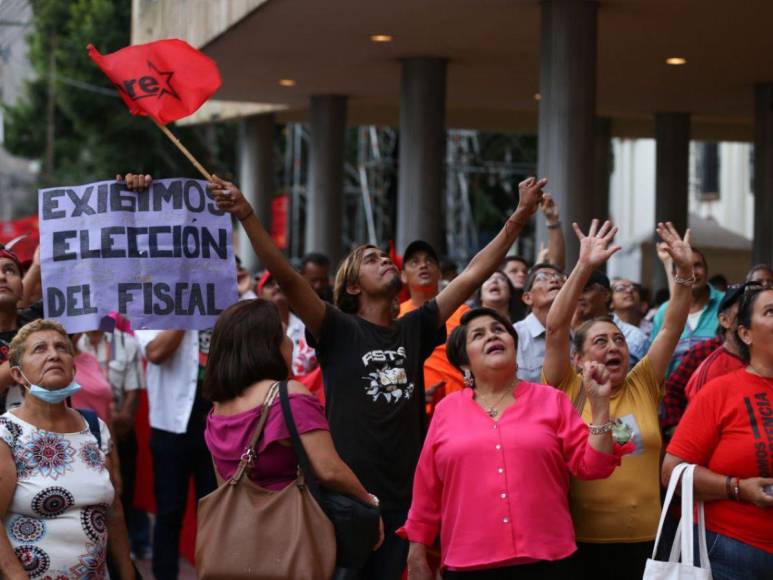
[668,369,773,553]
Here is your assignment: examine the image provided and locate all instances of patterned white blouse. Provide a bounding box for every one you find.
[0,411,114,579]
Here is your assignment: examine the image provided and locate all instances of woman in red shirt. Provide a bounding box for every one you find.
[663,287,773,580]
[400,307,624,579]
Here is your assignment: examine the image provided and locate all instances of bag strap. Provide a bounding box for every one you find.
[277,380,322,498]
[651,462,690,559]
[230,382,279,485]
[677,465,710,569]
[77,408,102,448]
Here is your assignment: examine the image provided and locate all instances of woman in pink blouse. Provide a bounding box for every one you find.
[400,307,622,579]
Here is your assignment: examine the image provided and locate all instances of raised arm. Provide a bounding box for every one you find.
[542,194,565,271]
[122,173,327,339]
[435,177,546,324]
[646,223,693,381]
[19,246,42,308]
[209,175,327,338]
[543,220,620,386]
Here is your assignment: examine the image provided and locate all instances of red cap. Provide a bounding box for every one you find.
[0,248,22,272]
[257,271,274,293]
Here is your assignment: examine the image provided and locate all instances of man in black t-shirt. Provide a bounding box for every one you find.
[123,171,547,578]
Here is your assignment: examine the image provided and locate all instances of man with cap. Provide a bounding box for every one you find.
[660,280,749,437]
[398,240,468,401]
[514,262,566,383]
[0,245,42,410]
[574,269,649,367]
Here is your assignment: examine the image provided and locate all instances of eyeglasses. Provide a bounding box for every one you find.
[612,283,636,293]
[532,272,566,284]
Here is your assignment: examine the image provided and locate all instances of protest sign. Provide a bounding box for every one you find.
[39,178,238,332]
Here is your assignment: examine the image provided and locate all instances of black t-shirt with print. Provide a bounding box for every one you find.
[307,300,446,511]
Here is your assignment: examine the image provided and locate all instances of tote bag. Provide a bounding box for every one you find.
[643,463,712,580]
[196,382,337,580]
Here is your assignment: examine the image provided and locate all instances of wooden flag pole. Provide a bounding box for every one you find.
[152,118,214,182]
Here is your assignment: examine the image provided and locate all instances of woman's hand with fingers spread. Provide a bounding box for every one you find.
[656,222,693,275]
[573,219,621,270]
[207,175,254,221]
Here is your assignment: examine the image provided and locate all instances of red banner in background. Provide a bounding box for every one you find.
[0,215,39,266]
[271,194,288,250]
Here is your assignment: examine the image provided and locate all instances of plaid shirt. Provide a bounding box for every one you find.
[659,336,722,435]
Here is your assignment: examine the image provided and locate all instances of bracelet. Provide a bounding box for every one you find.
[725,475,733,499]
[730,477,741,501]
[673,271,696,287]
[367,493,380,507]
[238,210,254,222]
[546,221,561,230]
[588,421,614,435]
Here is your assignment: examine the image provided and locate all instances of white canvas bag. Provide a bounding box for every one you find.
[643,463,712,579]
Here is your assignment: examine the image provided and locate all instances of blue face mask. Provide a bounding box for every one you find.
[16,368,81,405]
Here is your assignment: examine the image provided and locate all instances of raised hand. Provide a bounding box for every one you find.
[656,222,692,274]
[655,241,673,266]
[573,219,621,269]
[581,361,612,401]
[208,175,254,221]
[541,193,560,225]
[117,173,152,191]
[515,177,548,217]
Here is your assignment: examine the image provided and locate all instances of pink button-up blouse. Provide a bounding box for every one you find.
[398,381,621,572]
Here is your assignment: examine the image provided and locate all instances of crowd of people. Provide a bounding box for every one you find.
[0,170,771,580]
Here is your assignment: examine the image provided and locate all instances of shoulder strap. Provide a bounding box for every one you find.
[77,409,102,448]
[277,380,322,498]
[230,382,279,485]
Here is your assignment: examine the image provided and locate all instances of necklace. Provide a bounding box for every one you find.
[476,389,512,418]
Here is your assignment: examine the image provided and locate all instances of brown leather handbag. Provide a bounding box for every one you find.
[196,382,337,580]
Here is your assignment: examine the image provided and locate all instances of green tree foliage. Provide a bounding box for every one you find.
[3,0,236,191]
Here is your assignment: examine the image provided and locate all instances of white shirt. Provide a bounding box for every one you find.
[514,313,547,384]
[287,312,317,377]
[135,330,199,434]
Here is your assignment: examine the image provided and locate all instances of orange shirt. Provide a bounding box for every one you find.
[399,300,469,400]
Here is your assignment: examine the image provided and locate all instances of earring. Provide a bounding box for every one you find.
[463,369,475,388]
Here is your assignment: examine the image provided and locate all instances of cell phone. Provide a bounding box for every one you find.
[763,484,773,496]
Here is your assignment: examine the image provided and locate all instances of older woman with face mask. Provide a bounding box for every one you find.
[400,307,623,579]
[0,320,133,580]
[542,220,693,580]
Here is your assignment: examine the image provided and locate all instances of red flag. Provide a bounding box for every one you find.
[87,39,221,125]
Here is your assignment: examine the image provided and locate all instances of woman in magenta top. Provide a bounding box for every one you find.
[201,300,382,554]
[400,308,624,578]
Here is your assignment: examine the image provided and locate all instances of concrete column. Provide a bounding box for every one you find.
[238,113,275,272]
[537,0,598,269]
[753,83,773,266]
[593,117,612,221]
[306,95,347,262]
[652,112,690,292]
[397,58,447,254]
